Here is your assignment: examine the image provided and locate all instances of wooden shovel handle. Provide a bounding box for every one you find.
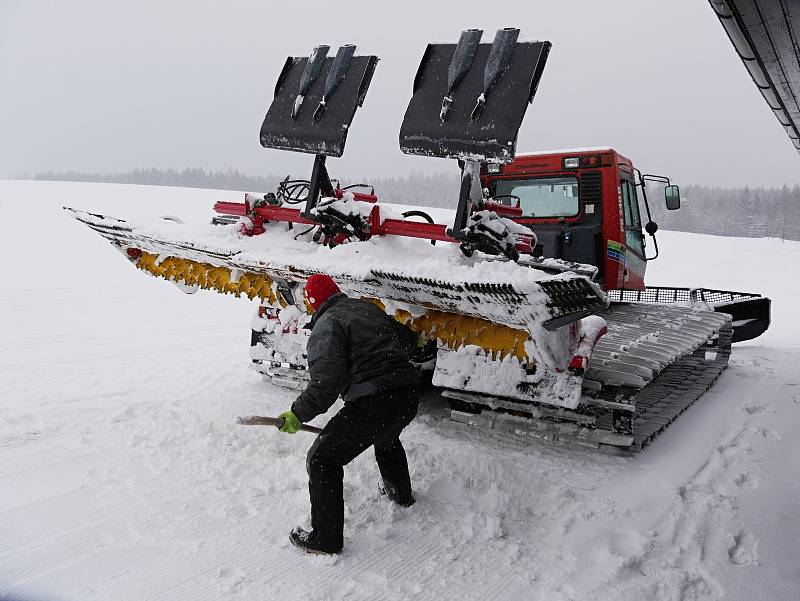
[236,415,323,434]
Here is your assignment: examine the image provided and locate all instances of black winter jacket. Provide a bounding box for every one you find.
[290,294,420,422]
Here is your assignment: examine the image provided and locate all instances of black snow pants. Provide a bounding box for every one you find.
[305,385,418,548]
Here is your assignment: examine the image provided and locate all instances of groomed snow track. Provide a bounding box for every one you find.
[447,303,733,453]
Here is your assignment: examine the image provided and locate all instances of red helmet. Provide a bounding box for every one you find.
[303,274,341,311]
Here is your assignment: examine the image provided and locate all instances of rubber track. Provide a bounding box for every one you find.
[629,322,732,449]
[448,303,733,453]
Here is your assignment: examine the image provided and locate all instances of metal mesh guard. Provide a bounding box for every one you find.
[606,287,761,306]
[540,279,608,316]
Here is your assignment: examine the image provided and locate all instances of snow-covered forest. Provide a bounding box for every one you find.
[26,169,800,241]
[24,169,462,214]
[653,185,800,241]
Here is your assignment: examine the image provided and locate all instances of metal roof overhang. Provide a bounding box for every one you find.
[710,0,800,153]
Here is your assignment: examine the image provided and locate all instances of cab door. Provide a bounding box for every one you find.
[619,177,647,289]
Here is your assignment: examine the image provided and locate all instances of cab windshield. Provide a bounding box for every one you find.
[494,176,579,218]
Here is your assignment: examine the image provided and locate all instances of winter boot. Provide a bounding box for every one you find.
[378,479,416,507]
[289,527,342,555]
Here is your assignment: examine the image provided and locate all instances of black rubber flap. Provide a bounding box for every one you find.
[714,296,771,343]
[260,53,378,157]
[399,39,550,162]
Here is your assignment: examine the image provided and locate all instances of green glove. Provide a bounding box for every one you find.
[278,411,301,434]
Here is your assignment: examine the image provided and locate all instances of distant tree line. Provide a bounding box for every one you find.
[29,167,284,193]
[646,184,800,241]
[27,168,463,210]
[346,172,460,208]
[25,168,800,241]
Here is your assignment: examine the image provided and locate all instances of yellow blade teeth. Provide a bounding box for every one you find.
[135,252,285,307]
[372,303,531,364]
[135,251,532,365]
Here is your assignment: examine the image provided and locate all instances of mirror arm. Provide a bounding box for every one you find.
[645,234,659,261]
[635,169,656,225]
[641,173,671,185]
[635,169,660,261]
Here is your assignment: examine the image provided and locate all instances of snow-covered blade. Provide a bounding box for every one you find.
[66,207,608,371]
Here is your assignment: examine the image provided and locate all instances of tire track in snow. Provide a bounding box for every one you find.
[92,483,447,600]
[532,349,799,601]
[0,431,40,449]
[3,435,559,600]
[0,434,280,595]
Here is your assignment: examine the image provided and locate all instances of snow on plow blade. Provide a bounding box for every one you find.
[65,208,606,331]
[66,207,608,407]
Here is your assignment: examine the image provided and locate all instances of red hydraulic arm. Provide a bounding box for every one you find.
[213,189,532,252]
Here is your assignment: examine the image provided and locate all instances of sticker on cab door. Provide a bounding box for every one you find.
[607,240,625,264]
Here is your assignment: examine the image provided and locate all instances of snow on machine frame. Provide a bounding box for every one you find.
[67,29,770,452]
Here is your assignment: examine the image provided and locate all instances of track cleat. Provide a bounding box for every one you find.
[289,527,342,555]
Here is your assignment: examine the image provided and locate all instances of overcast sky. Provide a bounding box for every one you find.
[2,0,798,187]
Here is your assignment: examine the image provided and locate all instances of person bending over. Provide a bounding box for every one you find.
[278,273,420,555]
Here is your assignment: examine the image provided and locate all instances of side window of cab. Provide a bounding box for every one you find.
[620,179,644,256]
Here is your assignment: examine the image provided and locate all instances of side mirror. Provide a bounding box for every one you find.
[645,221,658,235]
[665,185,681,210]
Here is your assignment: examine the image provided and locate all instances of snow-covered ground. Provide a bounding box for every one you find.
[1,180,798,601]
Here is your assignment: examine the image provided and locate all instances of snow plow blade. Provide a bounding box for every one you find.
[66,207,608,407]
[65,208,606,332]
